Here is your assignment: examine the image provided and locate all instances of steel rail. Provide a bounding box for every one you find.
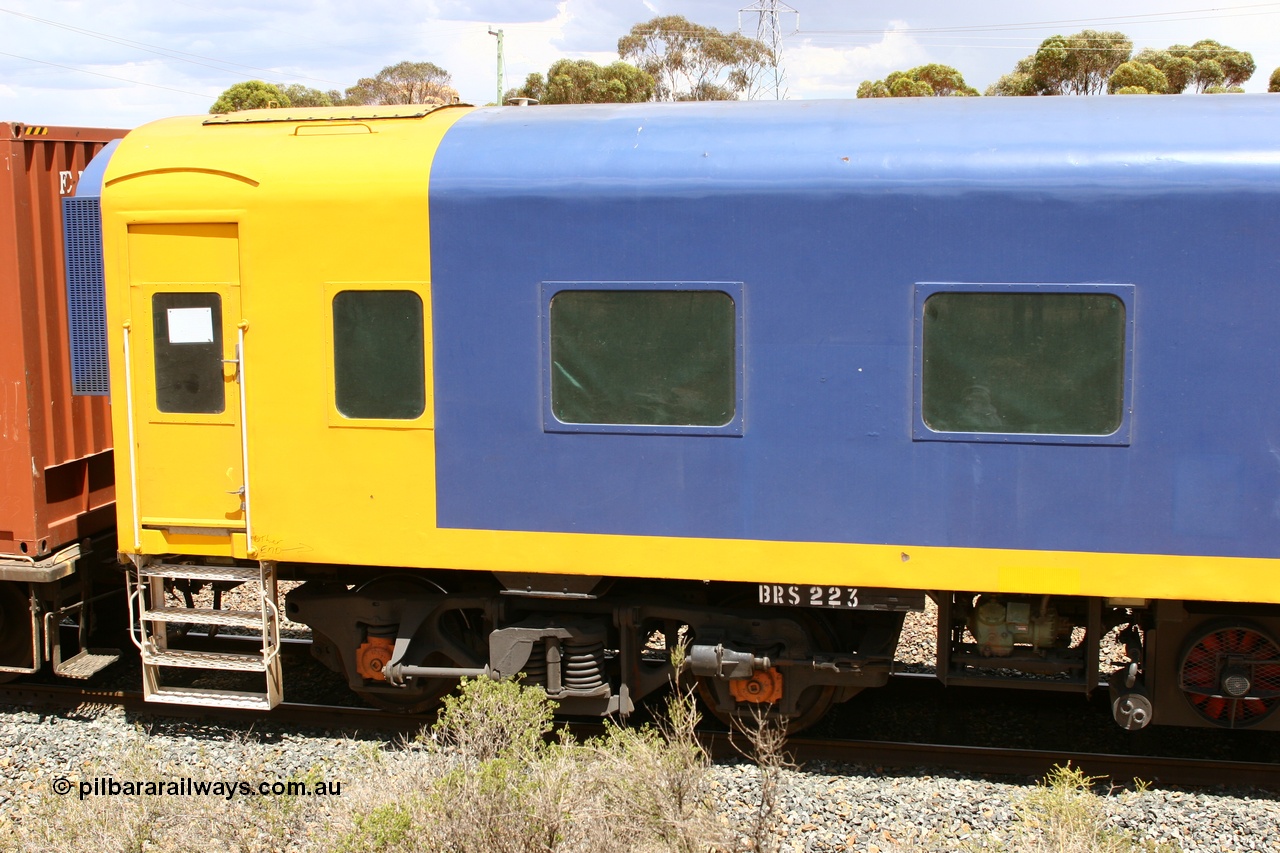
[769,735,1280,790]
[1,680,1275,790]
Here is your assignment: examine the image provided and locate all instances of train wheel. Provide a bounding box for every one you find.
[348,576,474,715]
[696,612,839,735]
[1179,621,1280,729]
[310,629,448,713]
[0,582,35,683]
[354,682,454,715]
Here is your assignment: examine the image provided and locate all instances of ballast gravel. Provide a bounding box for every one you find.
[1,701,1276,852]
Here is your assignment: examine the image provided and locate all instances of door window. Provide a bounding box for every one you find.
[151,292,225,414]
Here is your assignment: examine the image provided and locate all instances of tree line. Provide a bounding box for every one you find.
[210,61,459,113]
[210,19,1280,112]
[862,31,1269,98]
[211,16,771,112]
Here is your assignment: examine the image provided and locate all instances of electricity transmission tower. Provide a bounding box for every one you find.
[738,0,799,100]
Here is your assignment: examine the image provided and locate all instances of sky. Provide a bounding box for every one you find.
[2,1,1279,128]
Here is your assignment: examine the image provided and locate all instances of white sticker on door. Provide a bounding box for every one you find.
[167,307,214,344]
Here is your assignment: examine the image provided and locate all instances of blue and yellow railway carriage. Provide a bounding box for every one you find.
[68,95,1280,729]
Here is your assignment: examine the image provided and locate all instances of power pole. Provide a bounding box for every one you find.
[488,27,505,105]
[738,1,799,100]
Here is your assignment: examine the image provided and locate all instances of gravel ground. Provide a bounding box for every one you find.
[714,760,1280,852]
[1,700,1276,852]
[7,587,1275,850]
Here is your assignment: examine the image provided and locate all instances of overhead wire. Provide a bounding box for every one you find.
[798,3,1280,36]
[0,5,488,102]
[0,2,1276,98]
[0,6,486,63]
[0,7,351,87]
[0,49,211,98]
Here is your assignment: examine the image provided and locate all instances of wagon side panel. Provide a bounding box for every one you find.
[0,122,122,559]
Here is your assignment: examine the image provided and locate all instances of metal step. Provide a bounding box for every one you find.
[144,648,268,672]
[53,648,120,679]
[134,557,283,711]
[146,686,274,710]
[142,606,265,628]
[138,564,261,583]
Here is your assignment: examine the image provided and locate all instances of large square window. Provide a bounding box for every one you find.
[917,285,1132,443]
[545,285,742,434]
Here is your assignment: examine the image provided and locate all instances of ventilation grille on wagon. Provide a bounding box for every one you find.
[62,196,109,395]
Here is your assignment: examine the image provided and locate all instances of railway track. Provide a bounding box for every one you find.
[3,678,1276,791]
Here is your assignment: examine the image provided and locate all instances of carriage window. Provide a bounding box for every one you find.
[333,290,425,420]
[549,289,736,428]
[921,292,1126,435]
[152,292,225,414]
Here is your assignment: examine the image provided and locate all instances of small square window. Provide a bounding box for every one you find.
[152,292,225,414]
[333,290,425,420]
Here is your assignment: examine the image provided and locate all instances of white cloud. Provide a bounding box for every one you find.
[2,0,1277,125]
[436,0,640,103]
[783,24,928,98]
[428,1,576,102]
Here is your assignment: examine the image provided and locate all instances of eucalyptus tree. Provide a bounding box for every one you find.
[506,59,654,104]
[279,84,340,107]
[1107,61,1169,95]
[344,61,458,106]
[858,64,979,98]
[209,80,290,113]
[618,15,774,101]
[988,30,1132,96]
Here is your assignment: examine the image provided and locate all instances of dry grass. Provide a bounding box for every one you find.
[997,765,1180,853]
[6,676,727,853]
[7,733,372,852]
[5,678,1181,853]
[727,706,794,853]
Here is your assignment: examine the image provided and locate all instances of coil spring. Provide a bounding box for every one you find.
[521,641,548,684]
[562,640,606,692]
[516,638,607,693]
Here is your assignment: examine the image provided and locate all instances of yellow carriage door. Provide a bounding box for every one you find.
[126,223,247,537]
